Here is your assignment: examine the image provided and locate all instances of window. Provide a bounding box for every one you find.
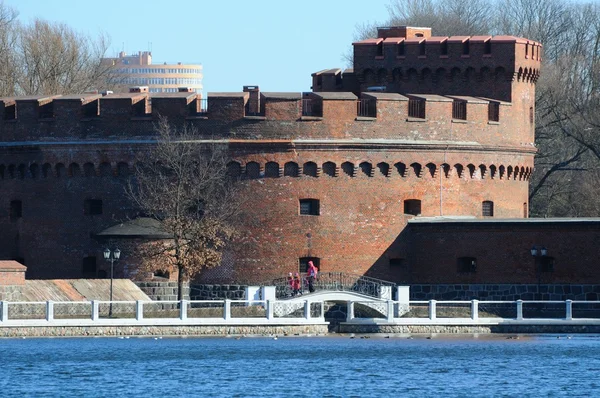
[376,42,383,57]
[462,40,470,55]
[452,100,467,120]
[84,199,103,215]
[389,258,405,267]
[10,200,22,221]
[408,99,425,119]
[529,107,534,124]
[404,199,421,216]
[299,199,320,216]
[82,256,97,278]
[488,102,500,122]
[299,257,320,273]
[457,257,477,273]
[482,201,494,217]
[523,202,528,218]
[419,41,426,56]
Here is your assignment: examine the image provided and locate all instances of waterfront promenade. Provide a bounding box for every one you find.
[3,296,600,337]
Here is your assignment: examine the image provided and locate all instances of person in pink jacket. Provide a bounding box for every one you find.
[307,261,318,293]
[293,272,302,296]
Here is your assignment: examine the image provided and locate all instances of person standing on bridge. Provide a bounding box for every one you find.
[293,272,302,296]
[307,261,318,293]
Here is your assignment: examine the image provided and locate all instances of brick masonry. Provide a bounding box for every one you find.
[2,26,590,289]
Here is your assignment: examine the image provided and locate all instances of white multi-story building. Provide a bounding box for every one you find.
[102,51,203,93]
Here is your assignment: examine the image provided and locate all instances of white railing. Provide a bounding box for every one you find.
[346,299,600,325]
[0,299,325,327]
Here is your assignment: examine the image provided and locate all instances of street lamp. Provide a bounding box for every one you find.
[530,245,548,294]
[103,248,121,317]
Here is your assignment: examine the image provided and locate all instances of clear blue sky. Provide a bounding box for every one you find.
[10,0,392,94]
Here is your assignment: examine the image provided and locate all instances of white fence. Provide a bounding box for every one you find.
[0,299,325,327]
[3,299,600,328]
[347,299,600,325]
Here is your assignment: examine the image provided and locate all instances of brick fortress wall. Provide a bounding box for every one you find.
[0,27,545,285]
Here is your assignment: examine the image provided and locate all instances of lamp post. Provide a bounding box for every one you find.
[103,248,121,317]
[530,245,548,297]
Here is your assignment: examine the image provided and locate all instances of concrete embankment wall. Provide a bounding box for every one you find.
[0,324,328,338]
[339,324,600,334]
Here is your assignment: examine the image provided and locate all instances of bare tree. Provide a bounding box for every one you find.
[15,19,113,95]
[127,118,240,300]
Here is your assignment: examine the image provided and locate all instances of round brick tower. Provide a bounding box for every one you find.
[0,26,541,284]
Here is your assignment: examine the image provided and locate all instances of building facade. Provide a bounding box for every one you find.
[1,26,597,289]
[101,51,203,93]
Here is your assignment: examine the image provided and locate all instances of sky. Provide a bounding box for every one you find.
[9,0,393,95]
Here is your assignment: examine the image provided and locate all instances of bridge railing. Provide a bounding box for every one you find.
[270,272,396,299]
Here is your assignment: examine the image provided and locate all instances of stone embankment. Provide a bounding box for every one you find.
[0,324,328,338]
[339,324,600,334]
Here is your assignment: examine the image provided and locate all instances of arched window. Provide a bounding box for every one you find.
[404,199,421,216]
[322,162,336,177]
[283,162,299,177]
[226,161,241,178]
[377,162,390,177]
[482,201,494,217]
[341,162,354,177]
[69,163,81,177]
[55,163,66,178]
[117,162,129,177]
[303,162,318,177]
[359,162,372,177]
[245,162,261,179]
[264,162,280,178]
[98,162,112,177]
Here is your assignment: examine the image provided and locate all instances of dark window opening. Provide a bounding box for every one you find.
[284,162,299,177]
[457,257,477,273]
[4,103,16,120]
[529,107,534,124]
[440,41,448,55]
[452,100,467,120]
[408,99,425,118]
[389,258,405,267]
[84,199,103,215]
[419,41,426,56]
[488,102,500,122]
[299,199,320,216]
[83,100,99,118]
[404,199,421,216]
[39,102,54,119]
[10,200,22,221]
[523,202,528,218]
[397,42,405,56]
[357,99,376,117]
[482,201,494,217]
[82,256,97,278]
[484,40,492,55]
[462,40,470,55]
[153,270,170,279]
[303,162,318,177]
[376,42,383,57]
[299,257,320,273]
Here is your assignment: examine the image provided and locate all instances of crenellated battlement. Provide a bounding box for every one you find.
[312,26,541,103]
[0,87,533,148]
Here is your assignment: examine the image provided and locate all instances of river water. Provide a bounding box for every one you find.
[1,334,599,397]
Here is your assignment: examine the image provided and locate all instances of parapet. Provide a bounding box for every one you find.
[0,260,26,286]
[0,87,529,147]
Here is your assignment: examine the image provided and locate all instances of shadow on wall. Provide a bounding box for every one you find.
[364,226,412,284]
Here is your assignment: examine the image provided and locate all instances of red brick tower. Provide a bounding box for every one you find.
[0,27,542,284]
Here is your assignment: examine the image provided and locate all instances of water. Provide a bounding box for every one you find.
[1,334,599,397]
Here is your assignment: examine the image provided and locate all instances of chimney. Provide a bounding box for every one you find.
[243,85,260,115]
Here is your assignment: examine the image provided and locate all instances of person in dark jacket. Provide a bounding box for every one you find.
[307,261,318,293]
